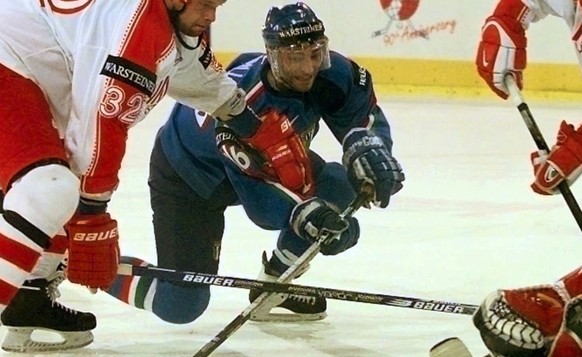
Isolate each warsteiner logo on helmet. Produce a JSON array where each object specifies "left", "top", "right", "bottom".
[{"left": 278, "top": 23, "right": 324, "bottom": 39}]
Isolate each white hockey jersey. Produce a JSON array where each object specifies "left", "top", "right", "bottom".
[
  {"left": 0, "top": 0, "right": 237, "bottom": 196},
  {"left": 524, "top": 0, "right": 582, "bottom": 61}
]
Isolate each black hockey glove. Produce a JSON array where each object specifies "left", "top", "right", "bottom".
[
  {"left": 290, "top": 198, "right": 360, "bottom": 256},
  {"left": 342, "top": 129, "right": 404, "bottom": 208}
]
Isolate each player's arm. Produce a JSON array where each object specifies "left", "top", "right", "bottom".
[
  {"left": 171, "top": 41, "right": 313, "bottom": 197},
  {"left": 215, "top": 111, "right": 314, "bottom": 198},
  {"left": 320, "top": 55, "right": 404, "bottom": 208},
  {"left": 65, "top": 15, "right": 165, "bottom": 290}
]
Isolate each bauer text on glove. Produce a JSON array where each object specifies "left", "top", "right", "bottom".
[{"left": 66, "top": 198, "right": 120, "bottom": 290}]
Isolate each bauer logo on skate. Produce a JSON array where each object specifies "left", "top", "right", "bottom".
[{"left": 372, "top": 0, "right": 457, "bottom": 46}]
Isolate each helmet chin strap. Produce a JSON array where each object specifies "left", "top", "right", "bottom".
[{"left": 167, "top": 0, "right": 202, "bottom": 50}]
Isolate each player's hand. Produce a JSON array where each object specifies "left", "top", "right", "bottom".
[
  {"left": 244, "top": 110, "right": 314, "bottom": 197},
  {"left": 290, "top": 198, "right": 360, "bottom": 256},
  {"left": 342, "top": 129, "right": 404, "bottom": 208},
  {"left": 66, "top": 203, "right": 119, "bottom": 291},
  {"left": 531, "top": 121, "right": 582, "bottom": 195},
  {"left": 476, "top": 0, "right": 528, "bottom": 99}
]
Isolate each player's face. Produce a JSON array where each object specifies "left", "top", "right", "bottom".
[
  {"left": 277, "top": 43, "right": 325, "bottom": 92},
  {"left": 176, "top": 0, "right": 225, "bottom": 37}
]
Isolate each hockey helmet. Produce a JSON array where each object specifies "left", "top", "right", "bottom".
[
  {"left": 262, "top": 2, "right": 331, "bottom": 87},
  {"left": 263, "top": 2, "right": 326, "bottom": 47}
]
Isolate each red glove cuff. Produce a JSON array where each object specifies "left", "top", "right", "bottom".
[
  {"left": 246, "top": 111, "right": 314, "bottom": 196},
  {"left": 531, "top": 121, "right": 582, "bottom": 195},
  {"left": 67, "top": 213, "right": 120, "bottom": 290}
]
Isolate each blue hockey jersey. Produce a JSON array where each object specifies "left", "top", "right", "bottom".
[{"left": 158, "top": 51, "right": 393, "bottom": 199}]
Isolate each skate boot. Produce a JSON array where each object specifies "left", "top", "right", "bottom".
[
  {"left": 249, "top": 252, "right": 326, "bottom": 322},
  {"left": 473, "top": 285, "right": 567, "bottom": 357},
  {"left": 1, "top": 270, "right": 96, "bottom": 352}
]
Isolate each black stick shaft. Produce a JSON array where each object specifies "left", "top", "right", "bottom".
[
  {"left": 119, "top": 264, "right": 478, "bottom": 316},
  {"left": 191, "top": 191, "right": 369, "bottom": 357},
  {"left": 505, "top": 76, "right": 582, "bottom": 232}
]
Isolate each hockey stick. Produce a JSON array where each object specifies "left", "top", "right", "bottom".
[
  {"left": 505, "top": 75, "right": 582, "bottom": 232},
  {"left": 192, "top": 191, "right": 370, "bottom": 357},
  {"left": 117, "top": 264, "right": 478, "bottom": 316}
]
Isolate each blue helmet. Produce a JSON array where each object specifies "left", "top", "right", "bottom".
[{"left": 262, "top": 2, "right": 326, "bottom": 48}]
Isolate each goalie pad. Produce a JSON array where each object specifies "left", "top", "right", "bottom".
[
  {"left": 548, "top": 297, "right": 582, "bottom": 357},
  {"left": 473, "top": 290, "right": 549, "bottom": 357}
]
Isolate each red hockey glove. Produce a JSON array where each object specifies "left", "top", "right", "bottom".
[
  {"left": 244, "top": 110, "right": 314, "bottom": 197},
  {"left": 476, "top": 0, "right": 529, "bottom": 99},
  {"left": 66, "top": 212, "right": 120, "bottom": 290},
  {"left": 531, "top": 121, "right": 582, "bottom": 195}
]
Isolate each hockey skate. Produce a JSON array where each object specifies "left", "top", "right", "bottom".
[
  {"left": 1, "top": 270, "right": 96, "bottom": 353},
  {"left": 249, "top": 252, "right": 326, "bottom": 322}
]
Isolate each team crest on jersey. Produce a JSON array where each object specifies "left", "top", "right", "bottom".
[
  {"left": 38, "top": 0, "right": 94, "bottom": 14},
  {"left": 101, "top": 55, "right": 157, "bottom": 96}
]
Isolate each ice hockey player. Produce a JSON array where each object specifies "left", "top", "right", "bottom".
[
  {"left": 474, "top": 0, "right": 582, "bottom": 355},
  {"left": 106, "top": 2, "right": 404, "bottom": 324},
  {"left": 0, "top": 0, "right": 261, "bottom": 352}
]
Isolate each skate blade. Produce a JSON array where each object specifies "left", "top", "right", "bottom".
[
  {"left": 1, "top": 327, "right": 93, "bottom": 353},
  {"left": 250, "top": 311, "right": 327, "bottom": 322},
  {"left": 430, "top": 337, "right": 473, "bottom": 357}
]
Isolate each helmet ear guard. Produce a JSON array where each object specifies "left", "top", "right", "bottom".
[{"left": 262, "top": 2, "right": 331, "bottom": 80}]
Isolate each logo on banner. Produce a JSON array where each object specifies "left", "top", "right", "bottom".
[
  {"left": 372, "top": 0, "right": 457, "bottom": 46},
  {"left": 372, "top": 0, "right": 426, "bottom": 38}
]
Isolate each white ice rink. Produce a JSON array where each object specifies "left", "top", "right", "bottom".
[{"left": 4, "top": 95, "right": 582, "bottom": 357}]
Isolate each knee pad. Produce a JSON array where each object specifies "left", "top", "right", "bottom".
[
  {"left": 152, "top": 280, "right": 210, "bottom": 324},
  {"left": 3, "top": 164, "right": 79, "bottom": 237}
]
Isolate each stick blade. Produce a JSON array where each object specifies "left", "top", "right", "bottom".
[{"left": 430, "top": 337, "right": 473, "bottom": 357}]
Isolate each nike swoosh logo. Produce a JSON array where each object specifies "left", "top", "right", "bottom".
[
  {"left": 544, "top": 166, "right": 559, "bottom": 183},
  {"left": 195, "top": 110, "right": 209, "bottom": 127},
  {"left": 482, "top": 52, "right": 489, "bottom": 67}
]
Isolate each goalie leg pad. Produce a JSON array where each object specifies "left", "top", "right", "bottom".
[{"left": 548, "top": 297, "right": 582, "bottom": 357}]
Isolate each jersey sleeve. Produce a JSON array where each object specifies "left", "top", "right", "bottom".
[
  {"left": 318, "top": 52, "right": 394, "bottom": 152},
  {"left": 524, "top": 0, "right": 575, "bottom": 24},
  {"left": 66, "top": 0, "right": 175, "bottom": 198},
  {"left": 167, "top": 36, "right": 240, "bottom": 116}
]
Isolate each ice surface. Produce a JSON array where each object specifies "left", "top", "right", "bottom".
[{"left": 4, "top": 96, "right": 582, "bottom": 356}]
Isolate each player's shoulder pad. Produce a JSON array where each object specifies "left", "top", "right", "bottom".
[
  {"left": 226, "top": 52, "right": 265, "bottom": 72},
  {"left": 319, "top": 51, "right": 372, "bottom": 93}
]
